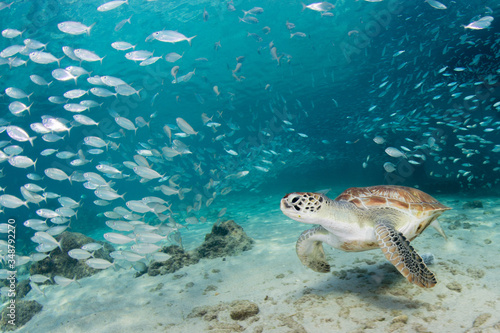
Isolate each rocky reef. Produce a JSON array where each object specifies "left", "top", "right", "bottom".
[
  {"left": 30, "top": 231, "right": 114, "bottom": 280},
  {"left": 0, "top": 300, "right": 43, "bottom": 331},
  {"left": 147, "top": 220, "right": 254, "bottom": 276}
]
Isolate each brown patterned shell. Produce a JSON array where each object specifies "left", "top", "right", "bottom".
[{"left": 335, "top": 185, "right": 451, "bottom": 217}]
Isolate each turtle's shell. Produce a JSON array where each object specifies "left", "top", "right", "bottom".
[{"left": 335, "top": 185, "right": 451, "bottom": 218}]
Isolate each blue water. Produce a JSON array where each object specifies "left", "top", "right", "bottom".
[{"left": 0, "top": 0, "right": 500, "bottom": 330}]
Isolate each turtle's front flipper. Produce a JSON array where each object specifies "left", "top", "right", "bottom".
[
  {"left": 296, "top": 226, "right": 330, "bottom": 273},
  {"left": 375, "top": 221, "right": 437, "bottom": 288}
]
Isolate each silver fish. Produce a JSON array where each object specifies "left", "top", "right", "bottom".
[
  {"left": 29, "top": 51, "right": 62, "bottom": 66},
  {"left": 74, "top": 48, "right": 104, "bottom": 63},
  {"left": 44, "top": 168, "right": 71, "bottom": 182},
  {"left": 85, "top": 258, "right": 113, "bottom": 269},
  {"left": 97, "top": 0, "right": 128, "bottom": 12},
  {"left": 0, "top": 194, "right": 28, "bottom": 208},
  {"left": 103, "top": 232, "right": 134, "bottom": 244},
  {"left": 111, "top": 41, "right": 135, "bottom": 51},
  {"left": 176, "top": 117, "right": 197, "bottom": 135},
  {"left": 385, "top": 147, "right": 407, "bottom": 158},
  {"left": 133, "top": 166, "right": 163, "bottom": 179},
  {"left": 6, "top": 125, "right": 36, "bottom": 146},
  {"left": 68, "top": 249, "right": 93, "bottom": 260},
  {"left": 94, "top": 188, "right": 125, "bottom": 201},
  {"left": 57, "top": 21, "right": 95, "bottom": 35},
  {"left": 151, "top": 30, "right": 196, "bottom": 46}
]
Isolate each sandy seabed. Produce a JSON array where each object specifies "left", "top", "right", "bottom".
[{"left": 12, "top": 190, "right": 500, "bottom": 333}]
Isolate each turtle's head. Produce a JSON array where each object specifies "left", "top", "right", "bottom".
[{"left": 280, "top": 192, "right": 326, "bottom": 223}]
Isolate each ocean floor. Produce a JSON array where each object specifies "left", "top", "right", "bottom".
[{"left": 12, "top": 190, "right": 500, "bottom": 333}]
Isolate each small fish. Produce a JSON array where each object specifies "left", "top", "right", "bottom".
[
  {"left": 393, "top": 50, "right": 405, "bottom": 57},
  {"left": 68, "top": 249, "right": 93, "bottom": 260},
  {"left": 73, "top": 114, "right": 99, "bottom": 126},
  {"left": 90, "top": 87, "right": 116, "bottom": 98},
  {"left": 6, "top": 126, "right": 36, "bottom": 146},
  {"left": 82, "top": 243, "right": 103, "bottom": 251},
  {"left": 239, "top": 16, "right": 259, "bottom": 24},
  {"left": 30, "top": 274, "right": 51, "bottom": 283},
  {"left": 0, "top": 2, "right": 14, "bottom": 11},
  {"left": 165, "top": 52, "right": 183, "bottom": 63},
  {"left": 30, "top": 74, "right": 52, "bottom": 87},
  {"left": 2, "top": 29, "right": 26, "bottom": 38},
  {"left": 176, "top": 117, "right": 198, "bottom": 135},
  {"left": 290, "top": 32, "right": 307, "bottom": 38},
  {"left": 242, "top": 7, "right": 264, "bottom": 16},
  {"left": 173, "top": 69, "right": 196, "bottom": 83},
  {"left": 34, "top": 231, "right": 63, "bottom": 251},
  {"left": 58, "top": 21, "right": 95, "bottom": 35},
  {"left": 9, "top": 101, "right": 33, "bottom": 116},
  {"left": 104, "top": 233, "right": 134, "bottom": 244},
  {"left": 52, "top": 68, "right": 77, "bottom": 83},
  {"left": 74, "top": 48, "right": 105, "bottom": 63},
  {"left": 125, "top": 50, "right": 153, "bottom": 61},
  {"left": 115, "top": 116, "right": 137, "bottom": 133},
  {"left": 152, "top": 30, "right": 196, "bottom": 46},
  {"left": 130, "top": 243, "right": 160, "bottom": 254},
  {"left": 385, "top": 147, "right": 407, "bottom": 158},
  {"left": 302, "top": 2, "right": 335, "bottom": 12},
  {"left": 203, "top": 7, "right": 209, "bottom": 21},
  {"left": 97, "top": 0, "right": 128, "bottom": 12},
  {"left": 0, "top": 194, "right": 29, "bottom": 208},
  {"left": 140, "top": 56, "right": 162, "bottom": 66},
  {"left": 94, "top": 188, "right": 125, "bottom": 201},
  {"left": 225, "top": 149, "right": 238, "bottom": 156},
  {"left": 85, "top": 258, "right": 114, "bottom": 269},
  {"left": 8, "top": 156, "right": 37, "bottom": 169},
  {"left": 171, "top": 66, "right": 179, "bottom": 83},
  {"left": 54, "top": 275, "right": 80, "bottom": 287},
  {"left": 464, "top": 16, "right": 493, "bottom": 30},
  {"left": 115, "top": 15, "right": 132, "bottom": 31},
  {"left": 133, "top": 166, "right": 163, "bottom": 179},
  {"left": 425, "top": 0, "right": 447, "bottom": 10},
  {"left": 383, "top": 162, "right": 396, "bottom": 173},
  {"left": 111, "top": 41, "right": 135, "bottom": 51},
  {"left": 44, "top": 168, "right": 72, "bottom": 183},
  {"left": 5, "top": 87, "right": 32, "bottom": 100}
]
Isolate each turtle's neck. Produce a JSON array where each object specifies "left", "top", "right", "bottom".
[{"left": 322, "top": 198, "right": 361, "bottom": 226}]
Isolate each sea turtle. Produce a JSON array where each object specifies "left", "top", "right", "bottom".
[{"left": 280, "top": 185, "right": 451, "bottom": 288}]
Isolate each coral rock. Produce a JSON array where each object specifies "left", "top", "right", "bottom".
[{"left": 30, "top": 231, "right": 114, "bottom": 280}]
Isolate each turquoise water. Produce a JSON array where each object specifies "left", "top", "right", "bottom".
[{"left": 0, "top": 0, "right": 499, "bottom": 331}]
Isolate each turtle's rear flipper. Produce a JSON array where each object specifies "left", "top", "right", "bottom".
[
  {"left": 375, "top": 221, "right": 437, "bottom": 288},
  {"left": 296, "top": 226, "right": 330, "bottom": 273}
]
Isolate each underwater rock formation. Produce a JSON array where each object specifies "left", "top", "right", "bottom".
[
  {"left": 229, "top": 300, "right": 260, "bottom": 321},
  {"left": 15, "top": 280, "right": 31, "bottom": 300},
  {"left": 188, "top": 299, "right": 260, "bottom": 322},
  {"left": 148, "top": 220, "right": 254, "bottom": 276},
  {"left": 30, "top": 231, "right": 114, "bottom": 280},
  {"left": 0, "top": 300, "right": 42, "bottom": 331},
  {"left": 147, "top": 245, "right": 200, "bottom": 276},
  {"left": 196, "top": 220, "right": 254, "bottom": 259},
  {"left": 0, "top": 278, "right": 31, "bottom": 301}
]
